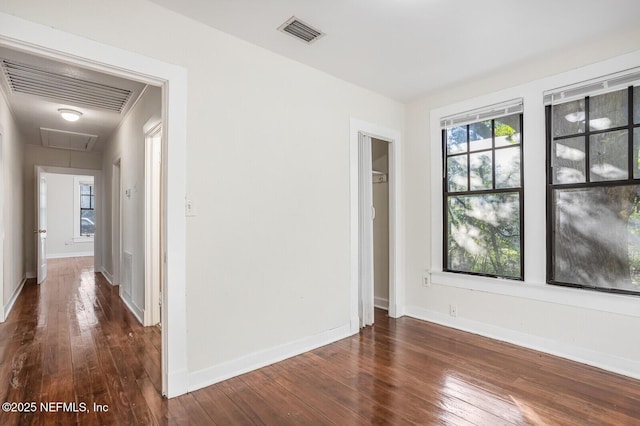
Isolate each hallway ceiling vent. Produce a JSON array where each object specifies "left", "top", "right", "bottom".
[
  {"left": 278, "top": 17, "right": 325, "bottom": 44},
  {"left": 1, "top": 59, "right": 132, "bottom": 113}
]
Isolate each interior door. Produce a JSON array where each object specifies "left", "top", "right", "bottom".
[
  {"left": 36, "top": 174, "right": 48, "bottom": 284},
  {"left": 358, "top": 133, "right": 375, "bottom": 327}
]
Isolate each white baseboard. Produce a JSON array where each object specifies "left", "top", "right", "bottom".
[
  {"left": 404, "top": 305, "right": 640, "bottom": 381},
  {"left": 188, "top": 323, "right": 354, "bottom": 392},
  {"left": 120, "top": 292, "right": 144, "bottom": 325},
  {"left": 374, "top": 296, "right": 389, "bottom": 310},
  {"left": 46, "top": 251, "right": 93, "bottom": 259},
  {"left": 167, "top": 369, "right": 189, "bottom": 399},
  {"left": 350, "top": 315, "right": 360, "bottom": 334},
  {"left": 99, "top": 268, "right": 114, "bottom": 285},
  {"left": 4, "top": 276, "right": 27, "bottom": 321},
  {"left": 26, "top": 271, "right": 36, "bottom": 279}
]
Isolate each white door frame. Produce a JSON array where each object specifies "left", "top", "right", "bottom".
[
  {"left": 350, "top": 118, "right": 404, "bottom": 333},
  {"left": 111, "top": 159, "right": 122, "bottom": 286},
  {"left": 35, "top": 171, "right": 48, "bottom": 284},
  {"left": 0, "top": 13, "right": 188, "bottom": 398},
  {"left": 144, "top": 121, "right": 162, "bottom": 326},
  {"left": 35, "top": 166, "right": 102, "bottom": 277}
]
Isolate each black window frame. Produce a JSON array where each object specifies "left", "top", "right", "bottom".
[
  {"left": 442, "top": 113, "right": 525, "bottom": 280},
  {"left": 546, "top": 85, "right": 640, "bottom": 296},
  {"left": 79, "top": 182, "right": 95, "bottom": 237}
]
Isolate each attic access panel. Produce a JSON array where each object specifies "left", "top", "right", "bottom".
[{"left": 40, "top": 127, "right": 98, "bottom": 152}]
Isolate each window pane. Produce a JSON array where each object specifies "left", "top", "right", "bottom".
[
  {"left": 446, "top": 126, "right": 467, "bottom": 154},
  {"left": 447, "top": 193, "right": 521, "bottom": 278},
  {"left": 635, "top": 128, "right": 640, "bottom": 179},
  {"left": 635, "top": 86, "right": 640, "bottom": 125},
  {"left": 495, "top": 146, "right": 521, "bottom": 189},
  {"left": 552, "top": 186, "right": 640, "bottom": 293},
  {"left": 553, "top": 99, "right": 585, "bottom": 137},
  {"left": 447, "top": 155, "right": 468, "bottom": 192},
  {"left": 469, "top": 120, "right": 492, "bottom": 151},
  {"left": 553, "top": 136, "right": 586, "bottom": 184},
  {"left": 469, "top": 152, "right": 492, "bottom": 190},
  {"left": 589, "top": 89, "right": 628, "bottom": 131},
  {"left": 81, "top": 195, "right": 92, "bottom": 209},
  {"left": 494, "top": 114, "right": 521, "bottom": 148},
  {"left": 81, "top": 209, "right": 95, "bottom": 236},
  {"left": 589, "top": 130, "right": 628, "bottom": 182},
  {"left": 80, "top": 184, "right": 93, "bottom": 196}
]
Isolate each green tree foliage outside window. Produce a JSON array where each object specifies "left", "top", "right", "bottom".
[
  {"left": 444, "top": 114, "right": 523, "bottom": 279},
  {"left": 548, "top": 86, "right": 640, "bottom": 295}
]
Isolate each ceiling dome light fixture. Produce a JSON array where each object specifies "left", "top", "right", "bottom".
[{"left": 58, "top": 108, "right": 82, "bottom": 122}]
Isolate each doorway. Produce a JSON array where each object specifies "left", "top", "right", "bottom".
[
  {"left": 35, "top": 167, "right": 101, "bottom": 284},
  {"left": 112, "top": 159, "right": 122, "bottom": 286},
  {"left": 145, "top": 123, "right": 162, "bottom": 327},
  {"left": 372, "top": 139, "right": 390, "bottom": 312},
  {"left": 0, "top": 14, "right": 188, "bottom": 397},
  {"left": 350, "top": 118, "right": 403, "bottom": 331}
]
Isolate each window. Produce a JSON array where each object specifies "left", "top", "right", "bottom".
[
  {"left": 443, "top": 112, "right": 524, "bottom": 279},
  {"left": 73, "top": 176, "right": 95, "bottom": 241},
  {"left": 547, "top": 85, "right": 640, "bottom": 295},
  {"left": 80, "top": 182, "right": 95, "bottom": 237}
]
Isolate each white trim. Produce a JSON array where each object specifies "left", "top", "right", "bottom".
[
  {"left": 144, "top": 122, "right": 162, "bottom": 327},
  {"left": 111, "top": 158, "right": 122, "bottom": 286},
  {"left": 4, "top": 276, "right": 26, "bottom": 321},
  {"left": 0, "top": 12, "right": 188, "bottom": 398},
  {"left": 374, "top": 296, "right": 389, "bottom": 310},
  {"left": 120, "top": 292, "right": 144, "bottom": 324},
  {"left": 188, "top": 323, "right": 352, "bottom": 392},
  {"left": 350, "top": 118, "right": 404, "bottom": 327},
  {"left": 46, "top": 251, "right": 93, "bottom": 259},
  {"left": 100, "top": 268, "right": 114, "bottom": 286},
  {"left": 405, "top": 305, "right": 640, "bottom": 381},
  {"left": 26, "top": 271, "right": 36, "bottom": 279},
  {"left": 36, "top": 166, "right": 101, "bottom": 275},
  {"left": 430, "top": 273, "right": 640, "bottom": 318},
  {"left": 72, "top": 236, "right": 94, "bottom": 243}
]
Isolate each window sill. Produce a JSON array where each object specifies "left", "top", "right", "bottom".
[
  {"left": 73, "top": 236, "right": 94, "bottom": 243},
  {"left": 430, "top": 271, "right": 640, "bottom": 318}
]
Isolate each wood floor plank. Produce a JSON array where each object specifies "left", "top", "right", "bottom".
[{"left": 0, "top": 257, "right": 639, "bottom": 424}]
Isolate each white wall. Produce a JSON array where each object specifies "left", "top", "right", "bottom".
[
  {"left": 23, "top": 145, "right": 102, "bottom": 275},
  {"left": 0, "top": 84, "right": 25, "bottom": 319},
  {"left": 102, "top": 85, "right": 161, "bottom": 323},
  {"left": 405, "top": 41, "right": 640, "bottom": 379},
  {"left": 0, "top": 0, "right": 404, "bottom": 386},
  {"left": 44, "top": 173, "right": 94, "bottom": 258}
]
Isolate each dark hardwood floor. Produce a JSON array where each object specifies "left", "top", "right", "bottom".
[{"left": 0, "top": 257, "right": 639, "bottom": 425}]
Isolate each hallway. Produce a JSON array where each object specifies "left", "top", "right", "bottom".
[{"left": 0, "top": 257, "right": 162, "bottom": 424}]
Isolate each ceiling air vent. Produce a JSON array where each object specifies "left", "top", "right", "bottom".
[
  {"left": 278, "top": 16, "right": 325, "bottom": 44},
  {"left": 1, "top": 59, "right": 132, "bottom": 112}
]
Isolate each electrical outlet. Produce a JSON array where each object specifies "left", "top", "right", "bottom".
[
  {"left": 423, "top": 270, "right": 431, "bottom": 287},
  {"left": 449, "top": 304, "right": 458, "bottom": 317}
]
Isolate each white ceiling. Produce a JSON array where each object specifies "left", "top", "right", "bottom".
[
  {"left": 0, "top": 47, "right": 147, "bottom": 151},
  {"left": 150, "top": 0, "right": 640, "bottom": 101}
]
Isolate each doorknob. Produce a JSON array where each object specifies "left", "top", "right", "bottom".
[{"left": 34, "top": 229, "right": 47, "bottom": 233}]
